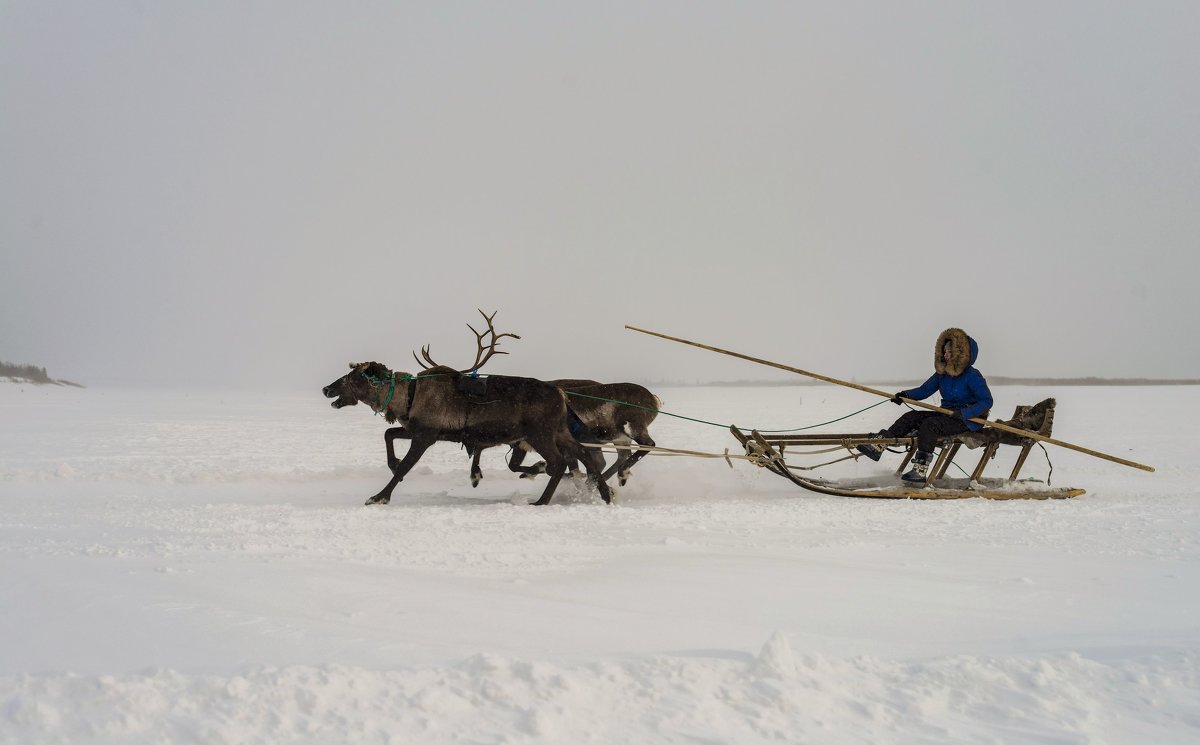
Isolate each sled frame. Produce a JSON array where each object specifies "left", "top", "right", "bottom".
[{"left": 730, "top": 399, "right": 1082, "bottom": 500}]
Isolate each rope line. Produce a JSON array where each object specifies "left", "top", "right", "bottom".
[
  {"left": 1038, "top": 441, "right": 1054, "bottom": 485},
  {"left": 580, "top": 442, "right": 751, "bottom": 461},
  {"left": 565, "top": 390, "right": 890, "bottom": 433},
  {"left": 364, "top": 372, "right": 889, "bottom": 435}
]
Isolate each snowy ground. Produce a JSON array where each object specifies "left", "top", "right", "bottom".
[{"left": 1, "top": 382, "right": 1197, "bottom": 744}]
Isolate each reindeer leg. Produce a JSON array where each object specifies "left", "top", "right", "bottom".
[
  {"left": 601, "top": 435, "right": 633, "bottom": 483},
  {"left": 383, "top": 426, "right": 410, "bottom": 474},
  {"left": 565, "top": 453, "right": 584, "bottom": 478},
  {"left": 530, "top": 454, "right": 566, "bottom": 506},
  {"left": 580, "top": 444, "right": 613, "bottom": 504},
  {"left": 523, "top": 434, "right": 568, "bottom": 506},
  {"left": 561, "top": 436, "right": 612, "bottom": 504},
  {"left": 469, "top": 446, "right": 483, "bottom": 488},
  {"left": 616, "top": 431, "right": 655, "bottom": 486},
  {"left": 508, "top": 443, "right": 546, "bottom": 479},
  {"left": 367, "top": 436, "right": 433, "bottom": 505}
]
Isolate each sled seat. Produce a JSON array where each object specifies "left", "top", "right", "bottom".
[{"left": 907, "top": 398, "right": 1057, "bottom": 483}]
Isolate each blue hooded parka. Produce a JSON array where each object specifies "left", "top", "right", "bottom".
[{"left": 899, "top": 328, "right": 993, "bottom": 431}]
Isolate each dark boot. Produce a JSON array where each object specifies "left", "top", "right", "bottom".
[
  {"left": 855, "top": 431, "right": 888, "bottom": 462},
  {"left": 901, "top": 450, "right": 933, "bottom": 483}
]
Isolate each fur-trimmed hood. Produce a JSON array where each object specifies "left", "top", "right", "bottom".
[
  {"left": 900, "top": 328, "right": 992, "bottom": 431},
  {"left": 934, "top": 328, "right": 978, "bottom": 377}
]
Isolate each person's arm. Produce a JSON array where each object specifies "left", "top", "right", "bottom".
[
  {"left": 900, "top": 374, "right": 940, "bottom": 402},
  {"left": 959, "top": 370, "right": 994, "bottom": 422}
]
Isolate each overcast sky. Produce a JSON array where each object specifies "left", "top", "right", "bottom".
[{"left": 3, "top": 1, "right": 1198, "bottom": 388}]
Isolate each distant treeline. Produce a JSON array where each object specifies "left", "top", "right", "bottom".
[
  {"left": 647, "top": 377, "right": 1200, "bottom": 388},
  {"left": 979, "top": 376, "right": 1200, "bottom": 387},
  {"left": 0, "top": 361, "right": 84, "bottom": 387}
]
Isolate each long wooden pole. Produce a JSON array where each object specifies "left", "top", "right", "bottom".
[{"left": 625, "top": 325, "right": 1155, "bottom": 473}]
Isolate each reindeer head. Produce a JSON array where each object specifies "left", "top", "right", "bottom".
[{"left": 322, "top": 362, "right": 398, "bottom": 411}]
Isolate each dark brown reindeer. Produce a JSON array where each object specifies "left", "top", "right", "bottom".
[
  {"left": 466, "top": 379, "right": 660, "bottom": 488},
  {"left": 322, "top": 311, "right": 611, "bottom": 506},
  {"left": 558, "top": 381, "right": 660, "bottom": 485}
]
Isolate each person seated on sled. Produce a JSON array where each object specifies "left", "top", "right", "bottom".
[{"left": 857, "top": 327, "right": 993, "bottom": 483}]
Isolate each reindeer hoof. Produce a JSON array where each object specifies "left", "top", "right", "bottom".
[{"left": 365, "top": 495, "right": 391, "bottom": 505}]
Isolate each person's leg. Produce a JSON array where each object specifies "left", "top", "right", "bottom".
[
  {"left": 885, "top": 410, "right": 940, "bottom": 437},
  {"left": 916, "top": 414, "right": 968, "bottom": 453},
  {"left": 901, "top": 414, "right": 970, "bottom": 483},
  {"left": 858, "top": 411, "right": 939, "bottom": 462}
]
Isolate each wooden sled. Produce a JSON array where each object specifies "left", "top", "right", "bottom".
[{"left": 731, "top": 398, "right": 1085, "bottom": 500}]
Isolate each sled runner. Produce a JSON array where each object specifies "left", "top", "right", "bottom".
[{"left": 729, "top": 398, "right": 1085, "bottom": 500}]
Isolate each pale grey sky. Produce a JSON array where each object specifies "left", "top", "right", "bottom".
[{"left": 3, "top": 1, "right": 1198, "bottom": 388}]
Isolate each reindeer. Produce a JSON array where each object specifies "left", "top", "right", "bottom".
[
  {"left": 557, "top": 381, "right": 660, "bottom": 485},
  {"left": 465, "top": 379, "right": 660, "bottom": 488},
  {"left": 322, "top": 311, "right": 611, "bottom": 506}
]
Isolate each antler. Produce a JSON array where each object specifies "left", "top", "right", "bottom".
[
  {"left": 411, "top": 310, "right": 521, "bottom": 373},
  {"left": 464, "top": 309, "right": 521, "bottom": 372},
  {"left": 412, "top": 345, "right": 439, "bottom": 371}
]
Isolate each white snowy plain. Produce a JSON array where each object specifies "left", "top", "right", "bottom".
[{"left": 1, "top": 382, "right": 1197, "bottom": 744}]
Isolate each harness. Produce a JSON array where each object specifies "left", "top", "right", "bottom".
[
  {"left": 404, "top": 376, "right": 418, "bottom": 419},
  {"left": 358, "top": 368, "right": 433, "bottom": 420}
]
